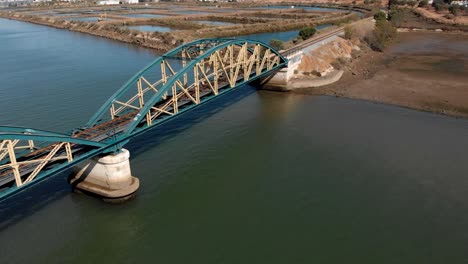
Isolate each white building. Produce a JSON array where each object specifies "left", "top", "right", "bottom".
[
  {"left": 97, "top": 0, "right": 138, "bottom": 4},
  {"left": 97, "top": 0, "right": 119, "bottom": 5},
  {"left": 451, "top": 0, "right": 467, "bottom": 6}
]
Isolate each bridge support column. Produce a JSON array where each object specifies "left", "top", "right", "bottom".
[{"left": 70, "top": 148, "right": 139, "bottom": 201}]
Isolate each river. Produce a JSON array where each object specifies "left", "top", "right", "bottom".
[{"left": 1, "top": 18, "right": 468, "bottom": 263}]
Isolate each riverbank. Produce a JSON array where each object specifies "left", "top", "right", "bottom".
[{"left": 292, "top": 31, "right": 468, "bottom": 118}]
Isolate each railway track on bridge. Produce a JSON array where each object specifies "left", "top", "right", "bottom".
[{"left": 282, "top": 27, "right": 345, "bottom": 57}]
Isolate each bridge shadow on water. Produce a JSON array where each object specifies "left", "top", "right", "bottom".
[
  {"left": 0, "top": 84, "right": 257, "bottom": 231},
  {"left": 126, "top": 84, "right": 257, "bottom": 156}
]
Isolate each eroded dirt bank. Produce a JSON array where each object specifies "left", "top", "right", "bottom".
[{"left": 292, "top": 32, "right": 468, "bottom": 118}]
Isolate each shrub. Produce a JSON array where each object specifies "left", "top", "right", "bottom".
[
  {"left": 374, "top": 11, "right": 387, "bottom": 21},
  {"left": 388, "top": 8, "right": 405, "bottom": 27},
  {"left": 298, "top": 27, "right": 317, "bottom": 40},
  {"left": 433, "top": 2, "right": 447, "bottom": 12},
  {"left": 449, "top": 5, "right": 461, "bottom": 16},
  {"left": 370, "top": 7, "right": 381, "bottom": 15},
  {"left": 418, "top": 0, "right": 428, "bottom": 7},
  {"left": 120, "top": 27, "right": 130, "bottom": 34},
  {"left": 269, "top": 39, "right": 285, "bottom": 50},
  {"left": 445, "top": 13, "right": 455, "bottom": 19},
  {"left": 344, "top": 25, "right": 355, "bottom": 39},
  {"left": 311, "top": 70, "right": 321, "bottom": 77},
  {"left": 351, "top": 49, "right": 362, "bottom": 59},
  {"left": 331, "top": 57, "right": 348, "bottom": 70},
  {"left": 365, "top": 19, "right": 397, "bottom": 51}
]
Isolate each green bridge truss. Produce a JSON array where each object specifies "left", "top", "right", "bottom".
[{"left": 0, "top": 38, "right": 288, "bottom": 201}]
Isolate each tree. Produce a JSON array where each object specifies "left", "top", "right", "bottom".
[
  {"left": 298, "top": 27, "right": 317, "bottom": 40},
  {"left": 269, "top": 39, "right": 284, "bottom": 51}
]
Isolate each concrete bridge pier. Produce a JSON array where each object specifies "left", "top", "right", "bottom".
[{"left": 70, "top": 148, "right": 139, "bottom": 202}]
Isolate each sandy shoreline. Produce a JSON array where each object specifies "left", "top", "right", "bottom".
[{"left": 291, "top": 32, "right": 468, "bottom": 119}]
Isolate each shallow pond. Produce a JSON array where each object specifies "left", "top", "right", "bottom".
[
  {"left": 171, "top": 10, "right": 212, "bottom": 15},
  {"left": 66, "top": 17, "right": 106, "bottom": 22},
  {"left": 197, "top": 20, "right": 234, "bottom": 26},
  {"left": 254, "top": 5, "right": 348, "bottom": 12},
  {"left": 122, "top": 13, "right": 169, "bottom": 19},
  {"left": 126, "top": 25, "right": 172, "bottom": 32}
]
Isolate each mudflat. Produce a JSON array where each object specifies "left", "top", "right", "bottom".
[{"left": 295, "top": 32, "right": 468, "bottom": 118}]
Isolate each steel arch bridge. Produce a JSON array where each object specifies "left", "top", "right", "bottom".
[{"left": 0, "top": 38, "right": 287, "bottom": 201}]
